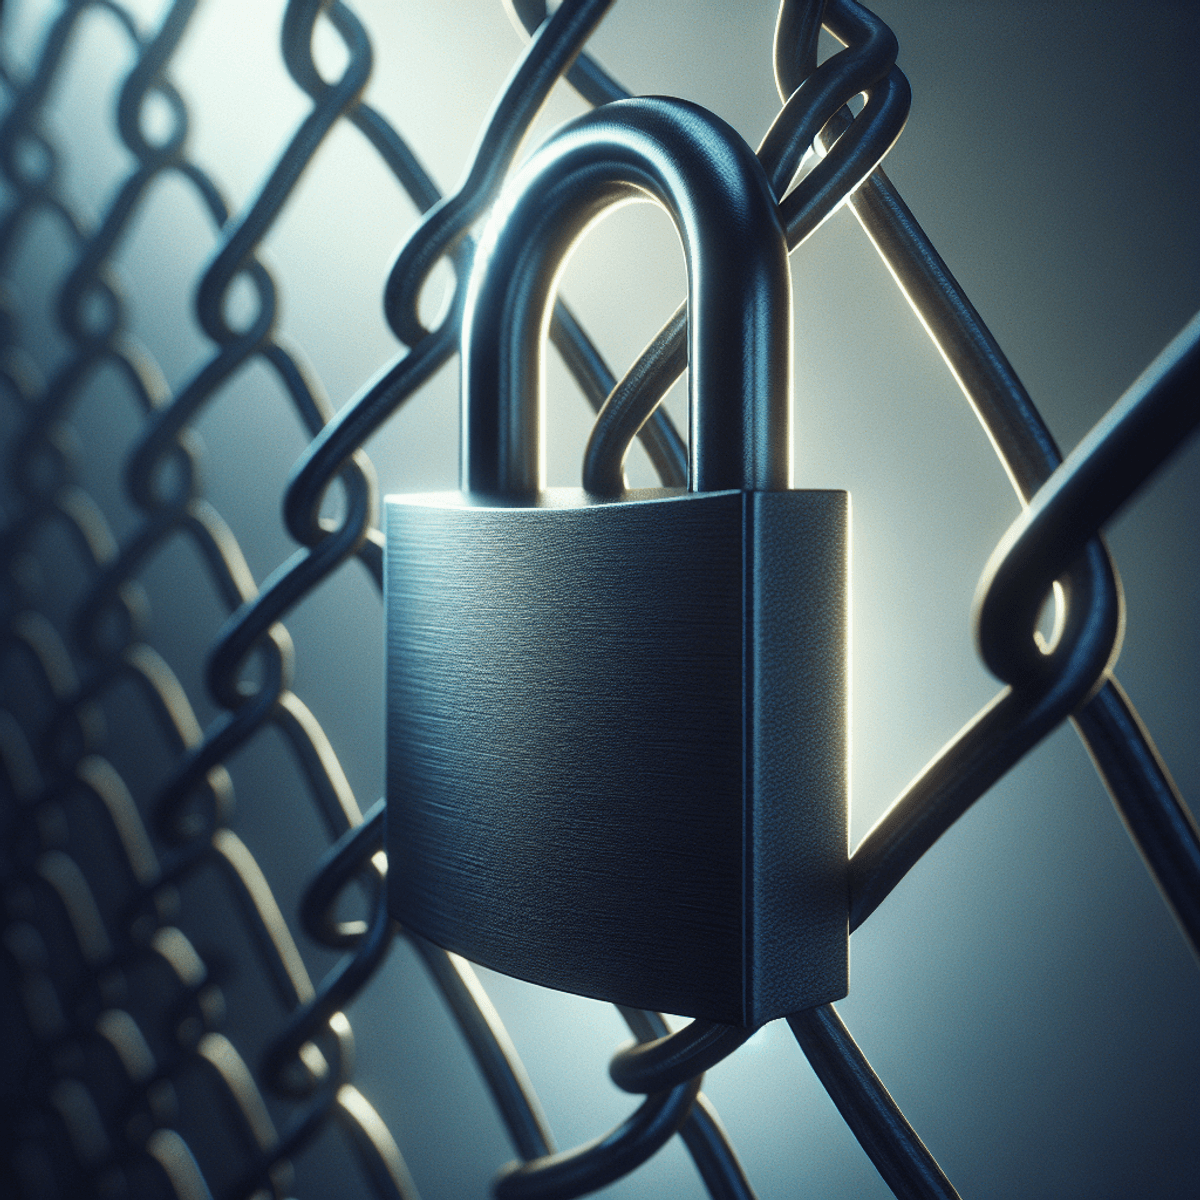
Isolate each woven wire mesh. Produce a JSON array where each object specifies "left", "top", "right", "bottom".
[{"left": 1, "top": 1, "right": 1198, "bottom": 1197}]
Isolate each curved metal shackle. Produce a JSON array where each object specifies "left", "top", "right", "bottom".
[{"left": 461, "top": 96, "right": 793, "bottom": 496}]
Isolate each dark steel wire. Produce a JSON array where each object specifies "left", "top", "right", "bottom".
[
  {"left": 493, "top": 1075, "right": 703, "bottom": 1200},
  {"left": 617, "top": 1008, "right": 758, "bottom": 1200},
  {"left": 975, "top": 312, "right": 1200, "bottom": 687},
  {"left": 833, "top": 140, "right": 1199, "bottom": 966},
  {"left": 383, "top": 0, "right": 617, "bottom": 348},
  {"left": 578, "top": 0, "right": 912, "bottom": 494},
  {"left": 789, "top": 1006, "right": 960, "bottom": 1200},
  {"left": 974, "top": 312, "right": 1200, "bottom": 952},
  {"left": 608, "top": 1018, "right": 755, "bottom": 1095}
]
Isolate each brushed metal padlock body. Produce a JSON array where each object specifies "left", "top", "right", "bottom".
[{"left": 386, "top": 486, "right": 848, "bottom": 1026}]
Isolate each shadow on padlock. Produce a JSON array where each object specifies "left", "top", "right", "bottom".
[{"left": 385, "top": 97, "right": 848, "bottom": 1029}]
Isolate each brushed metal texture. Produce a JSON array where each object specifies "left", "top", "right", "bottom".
[{"left": 386, "top": 487, "right": 847, "bottom": 1025}]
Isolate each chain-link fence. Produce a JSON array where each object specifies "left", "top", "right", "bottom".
[{"left": 1, "top": 1, "right": 1198, "bottom": 1197}]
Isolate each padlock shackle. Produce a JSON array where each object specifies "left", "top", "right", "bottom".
[{"left": 462, "top": 97, "right": 792, "bottom": 496}]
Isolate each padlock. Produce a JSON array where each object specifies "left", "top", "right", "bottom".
[{"left": 385, "top": 97, "right": 847, "bottom": 1027}]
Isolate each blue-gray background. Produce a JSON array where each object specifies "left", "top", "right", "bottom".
[{"left": 2, "top": 0, "right": 1197, "bottom": 1196}]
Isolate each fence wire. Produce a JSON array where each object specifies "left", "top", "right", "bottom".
[{"left": 0, "top": 1, "right": 1197, "bottom": 1198}]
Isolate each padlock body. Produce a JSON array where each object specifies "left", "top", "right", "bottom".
[{"left": 385, "top": 488, "right": 847, "bottom": 1026}]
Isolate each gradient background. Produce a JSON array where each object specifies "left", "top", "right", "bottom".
[{"left": 2, "top": 1, "right": 1198, "bottom": 1197}]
